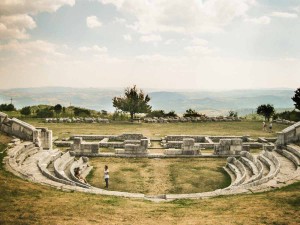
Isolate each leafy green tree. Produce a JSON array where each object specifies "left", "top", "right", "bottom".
[
  {"left": 20, "top": 106, "right": 31, "bottom": 116},
  {"left": 292, "top": 88, "right": 300, "bottom": 110},
  {"left": 36, "top": 108, "right": 54, "bottom": 118},
  {"left": 257, "top": 104, "right": 275, "bottom": 121},
  {"left": 113, "top": 85, "right": 151, "bottom": 121},
  {"left": 54, "top": 104, "right": 62, "bottom": 116},
  {"left": 0, "top": 103, "right": 16, "bottom": 111},
  {"left": 146, "top": 110, "right": 165, "bottom": 118},
  {"left": 228, "top": 110, "right": 238, "bottom": 118},
  {"left": 165, "top": 110, "right": 177, "bottom": 117},
  {"left": 73, "top": 107, "right": 91, "bottom": 117},
  {"left": 183, "top": 108, "right": 200, "bottom": 117}
]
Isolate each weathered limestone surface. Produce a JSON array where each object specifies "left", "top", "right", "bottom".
[
  {"left": 0, "top": 112, "right": 52, "bottom": 149},
  {"left": 276, "top": 121, "right": 300, "bottom": 146},
  {"left": 2, "top": 115, "right": 300, "bottom": 201}
]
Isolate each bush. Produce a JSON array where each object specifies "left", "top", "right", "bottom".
[
  {"left": 20, "top": 106, "right": 31, "bottom": 116},
  {"left": 36, "top": 108, "right": 54, "bottom": 118},
  {"left": 275, "top": 110, "right": 300, "bottom": 122},
  {"left": 183, "top": 108, "right": 201, "bottom": 117},
  {"left": 112, "top": 111, "right": 130, "bottom": 121},
  {"left": 73, "top": 107, "right": 91, "bottom": 117},
  {"left": 0, "top": 103, "right": 16, "bottom": 111}
]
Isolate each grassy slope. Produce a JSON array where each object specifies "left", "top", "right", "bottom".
[{"left": 0, "top": 121, "right": 300, "bottom": 224}]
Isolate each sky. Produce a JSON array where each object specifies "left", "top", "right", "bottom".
[{"left": 0, "top": 0, "right": 299, "bottom": 90}]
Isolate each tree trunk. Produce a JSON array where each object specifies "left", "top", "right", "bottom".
[{"left": 130, "top": 112, "right": 134, "bottom": 122}]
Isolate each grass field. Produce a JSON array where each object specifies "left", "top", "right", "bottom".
[
  {"left": 87, "top": 158, "right": 230, "bottom": 194},
  {"left": 1, "top": 120, "right": 300, "bottom": 225},
  {"left": 23, "top": 119, "right": 287, "bottom": 139}
]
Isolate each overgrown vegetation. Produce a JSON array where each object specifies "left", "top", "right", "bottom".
[{"left": 274, "top": 110, "right": 300, "bottom": 122}]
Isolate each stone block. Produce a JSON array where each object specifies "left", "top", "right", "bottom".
[
  {"left": 231, "top": 139, "right": 242, "bottom": 145},
  {"left": 230, "top": 145, "right": 242, "bottom": 152},
  {"left": 115, "top": 149, "right": 125, "bottom": 154},
  {"left": 91, "top": 144, "right": 99, "bottom": 154},
  {"left": 164, "top": 149, "right": 182, "bottom": 155}
]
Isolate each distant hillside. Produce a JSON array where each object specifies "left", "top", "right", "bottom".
[{"left": 0, "top": 87, "right": 295, "bottom": 116}]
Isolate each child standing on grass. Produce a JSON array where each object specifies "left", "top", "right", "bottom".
[
  {"left": 269, "top": 122, "right": 273, "bottom": 133},
  {"left": 263, "top": 121, "right": 266, "bottom": 131},
  {"left": 104, "top": 165, "right": 109, "bottom": 188}
]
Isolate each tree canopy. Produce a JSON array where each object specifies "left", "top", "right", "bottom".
[
  {"left": 20, "top": 106, "right": 31, "bottom": 116},
  {"left": 0, "top": 103, "right": 16, "bottom": 111},
  {"left": 291, "top": 88, "right": 300, "bottom": 110},
  {"left": 183, "top": 108, "right": 201, "bottom": 117},
  {"left": 112, "top": 85, "right": 151, "bottom": 121},
  {"left": 54, "top": 104, "right": 62, "bottom": 115},
  {"left": 257, "top": 104, "right": 275, "bottom": 121}
]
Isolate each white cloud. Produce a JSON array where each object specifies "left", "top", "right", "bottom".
[
  {"left": 244, "top": 16, "right": 271, "bottom": 25},
  {"left": 123, "top": 34, "right": 132, "bottom": 41},
  {"left": 114, "top": 17, "right": 126, "bottom": 24},
  {"left": 0, "top": 0, "right": 75, "bottom": 15},
  {"left": 86, "top": 16, "right": 102, "bottom": 28},
  {"left": 184, "top": 38, "right": 217, "bottom": 55},
  {"left": 164, "top": 39, "right": 175, "bottom": 45},
  {"left": 0, "top": 14, "right": 36, "bottom": 40},
  {"left": 0, "top": 1, "right": 75, "bottom": 39},
  {"left": 191, "top": 38, "right": 209, "bottom": 46},
  {"left": 100, "top": 0, "right": 256, "bottom": 34},
  {"left": 79, "top": 45, "right": 107, "bottom": 53},
  {"left": 271, "top": 12, "right": 298, "bottom": 19},
  {"left": 0, "top": 40, "right": 65, "bottom": 57},
  {"left": 140, "top": 34, "right": 162, "bottom": 42}
]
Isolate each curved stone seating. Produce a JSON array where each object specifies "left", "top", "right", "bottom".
[
  {"left": 239, "top": 151, "right": 263, "bottom": 184},
  {"left": 69, "top": 157, "right": 92, "bottom": 188},
  {"left": 226, "top": 157, "right": 247, "bottom": 186},
  {"left": 53, "top": 152, "right": 75, "bottom": 183},
  {"left": 9, "top": 142, "right": 35, "bottom": 160},
  {"left": 276, "top": 149, "right": 300, "bottom": 168},
  {"left": 16, "top": 146, "right": 40, "bottom": 165},
  {"left": 37, "top": 150, "right": 76, "bottom": 186},
  {"left": 286, "top": 144, "right": 300, "bottom": 159}
]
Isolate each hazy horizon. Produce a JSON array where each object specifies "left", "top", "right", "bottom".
[{"left": 0, "top": 0, "right": 300, "bottom": 90}]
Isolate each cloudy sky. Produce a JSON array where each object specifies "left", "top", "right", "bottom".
[{"left": 0, "top": 0, "right": 299, "bottom": 90}]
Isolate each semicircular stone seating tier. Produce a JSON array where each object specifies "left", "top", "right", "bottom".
[{"left": 2, "top": 114, "right": 300, "bottom": 201}]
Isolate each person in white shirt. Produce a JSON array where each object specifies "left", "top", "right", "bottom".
[{"left": 104, "top": 165, "right": 109, "bottom": 188}]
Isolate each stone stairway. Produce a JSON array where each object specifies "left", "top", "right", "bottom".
[{"left": 3, "top": 139, "right": 300, "bottom": 201}]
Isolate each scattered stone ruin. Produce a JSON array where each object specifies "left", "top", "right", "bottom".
[
  {"left": 276, "top": 121, "right": 300, "bottom": 147},
  {"left": 214, "top": 138, "right": 246, "bottom": 155},
  {"left": 70, "top": 133, "right": 150, "bottom": 156},
  {"left": 0, "top": 112, "right": 52, "bottom": 149},
  {"left": 45, "top": 117, "right": 109, "bottom": 123},
  {"left": 144, "top": 116, "right": 241, "bottom": 123},
  {"left": 2, "top": 110, "right": 300, "bottom": 201}
]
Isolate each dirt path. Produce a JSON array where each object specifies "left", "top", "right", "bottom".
[{"left": 140, "top": 159, "right": 172, "bottom": 195}]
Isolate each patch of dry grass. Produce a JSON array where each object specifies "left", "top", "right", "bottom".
[{"left": 87, "top": 158, "right": 230, "bottom": 195}]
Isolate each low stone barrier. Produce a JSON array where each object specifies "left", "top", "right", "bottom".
[{"left": 276, "top": 121, "right": 300, "bottom": 146}]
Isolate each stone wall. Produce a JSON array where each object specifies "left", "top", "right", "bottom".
[
  {"left": 71, "top": 137, "right": 99, "bottom": 154},
  {"left": 276, "top": 121, "right": 300, "bottom": 146},
  {"left": 0, "top": 112, "right": 52, "bottom": 149},
  {"left": 214, "top": 138, "right": 244, "bottom": 155}
]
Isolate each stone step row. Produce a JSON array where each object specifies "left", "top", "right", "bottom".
[{"left": 4, "top": 139, "right": 300, "bottom": 201}]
